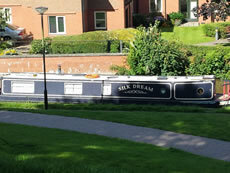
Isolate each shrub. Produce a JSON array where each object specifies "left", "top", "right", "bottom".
[
  {"left": 148, "top": 12, "right": 166, "bottom": 27},
  {"left": 109, "top": 40, "right": 120, "bottom": 53},
  {"left": 133, "top": 14, "right": 148, "bottom": 27},
  {"left": 51, "top": 31, "right": 119, "bottom": 54},
  {"left": 0, "top": 48, "right": 18, "bottom": 56},
  {"left": 108, "top": 28, "right": 138, "bottom": 41},
  {"left": 169, "top": 12, "right": 185, "bottom": 26},
  {"left": 127, "top": 22, "right": 189, "bottom": 76},
  {"left": 110, "top": 65, "right": 130, "bottom": 75},
  {"left": 0, "top": 41, "right": 13, "bottom": 50},
  {"left": 202, "top": 22, "right": 230, "bottom": 38},
  {"left": 50, "top": 29, "right": 136, "bottom": 54},
  {"left": 187, "top": 47, "right": 230, "bottom": 79},
  {"left": 51, "top": 40, "right": 108, "bottom": 54},
  {"left": 30, "top": 37, "right": 52, "bottom": 54}
]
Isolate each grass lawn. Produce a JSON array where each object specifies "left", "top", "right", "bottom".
[
  {"left": 0, "top": 122, "right": 230, "bottom": 173},
  {"left": 0, "top": 102, "right": 230, "bottom": 141},
  {"left": 161, "top": 26, "right": 215, "bottom": 44}
]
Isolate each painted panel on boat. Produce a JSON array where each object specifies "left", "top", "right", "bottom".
[
  {"left": 3, "top": 80, "right": 11, "bottom": 94},
  {"left": 174, "top": 82, "right": 213, "bottom": 100},
  {"left": 82, "top": 83, "right": 102, "bottom": 96},
  {"left": 110, "top": 82, "right": 171, "bottom": 99},
  {"left": 35, "top": 81, "right": 65, "bottom": 95}
]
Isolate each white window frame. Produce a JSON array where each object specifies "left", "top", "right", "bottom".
[
  {"left": 64, "top": 83, "right": 83, "bottom": 95},
  {"left": 94, "top": 11, "right": 107, "bottom": 30},
  {"left": 48, "top": 16, "right": 66, "bottom": 35},
  {"left": 149, "top": 0, "right": 163, "bottom": 13},
  {"left": 0, "top": 7, "right": 12, "bottom": 24},
  {"left": 11, "top": 81, "right": 34, "bottom": 94},
  {"left": 103, "top": 83, "right": 112, "bottom": 96}
]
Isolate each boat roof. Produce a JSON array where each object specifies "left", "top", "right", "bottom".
[{"left": 0, "top": 73, "right": 215, "bottom": 82}]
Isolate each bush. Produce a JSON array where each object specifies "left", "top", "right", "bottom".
[
  {"left": 133, "top": 14, "right": 148, "bottom": 27},
  {"left": 109, "top": 28, "right": 138, "bottom": 41},
  {"left": 51, "top": 40, "right": 108, "bottom": 54},
  {"left": 30, "top": 38, "right": 52, "bottom": 54},
  {"left": 110, "top": 65, "right": 129, "bottom": 75},
  {"left": 0, "top": 48, "right": 18, "bottom": 56},
  {"left": 109, "top": 40, "right": 120, "bottom": 53},
  {"left": 127, "top": 22, "right": 189, "bottom": 76},
  {"left": 202, "top": 22, "right": 230, "bottom": 38},
  {"left": 0, "top": 41, "right": 13, "bottom": 50},
  {"left": 169, "top": 12, "right": 185, "bottom": 21},
  {"left": 187, "top": 47, "right": 230, "bottom": 79},
  {"left": 148, "top": 12, "right": 166, "bottom": 27},
  {"left": 50, "top": 29, "right": 136, "bottom": 54},
  {"left": 29, "top": 29, "right": 137, "bottom": 54},
  {"left": 169, "top": 12, "right": 185, "bottom": 26}
]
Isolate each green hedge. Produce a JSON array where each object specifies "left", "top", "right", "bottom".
[
  {"left": 184, "top": 45, "right": 230, "bottom": 79},
  {"left": 202, "top": 22, "right": 230, "bottom": 38},
  {"left": 29, "top": 38, "right": 52, "bottom": 54},
  {"left": 51, "top": 41, "right": 108, "bottom": 54},
  {"left": 30, "top": 29, "right": 137, "bottom": 54}
]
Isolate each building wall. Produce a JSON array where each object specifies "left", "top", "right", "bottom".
[
  {"left": 107, "top": 6, "right": 125, "bottom": 30},
  {"left": 135, "top": 0, "right": 179, "bottom": 17},
  {"left": 87, "top": 0, "right": 125, "bottom": 31},
  {"left": 0, "top": 0, "right": 83, "bottom": 39},
  {"left": 165, "top": 0, "right": 179, "bottom": 15},
  {"left": 134, "top": 0, "right": 230, "bottom": 23},
  {"left": 0, "top": 54, "right": 127, "bottom": 74},
  {"left": 0, "top": 0, "right": 83, "bottom": 13}
]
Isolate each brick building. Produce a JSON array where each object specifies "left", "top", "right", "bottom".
[{"left": 0, "top": 0, "right": 220, "bottom": 39}]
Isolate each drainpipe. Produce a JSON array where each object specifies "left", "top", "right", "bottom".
[
  {"left": 81, "top": 0, "right": 85, "bottom": 32},
  {"left": 165, "top": 0, "right": 167, "bottom": 19}
]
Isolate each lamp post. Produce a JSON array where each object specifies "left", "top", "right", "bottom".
[{"left": 35, "top": 6, "right": 48, "bottom": 110}]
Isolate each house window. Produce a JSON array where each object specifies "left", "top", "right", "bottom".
[
  {"left": 94, "top": 12, "right": 107, "bottom": 30},
  {"left": 11, "top": 81, "right": 34, "bottom": 94},
  {"left": 149, "top": 0, "right": 162, "bottom": 12},
  {"left": 49, "top": 16, "right": 66, "bottom": 34},
  {"left": 64, "top": 83, "right": 83, "bottom": 95},
  {"left": 0, "top": 8, "right": 12, "bottom": 24}
]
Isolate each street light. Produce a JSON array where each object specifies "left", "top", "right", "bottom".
[{"left": 35, "top": 6, "right": 48, "bottom": 110}]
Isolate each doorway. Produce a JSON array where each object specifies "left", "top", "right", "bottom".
[{"left": 179, "top": 0, "right": 198, "bottom": 21}]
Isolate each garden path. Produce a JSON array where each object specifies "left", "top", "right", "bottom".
[{"left": 195, "top": 39, "right": 229, "bottom": 46}]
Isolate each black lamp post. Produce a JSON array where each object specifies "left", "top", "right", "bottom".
[{"left": 35, "top": 6, "right": 48, "bottom": 110}]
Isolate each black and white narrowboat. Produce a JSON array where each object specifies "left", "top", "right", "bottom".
[{"left": 0, "top": 73, "right": 216, "bottom": 104}]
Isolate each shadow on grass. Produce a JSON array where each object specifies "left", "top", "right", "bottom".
[
  {"left": 222, "top": 43, "right": 230, "bottom": 47},
  {"left": 0, "top": 123, "right": 230, "bottom": 173}
]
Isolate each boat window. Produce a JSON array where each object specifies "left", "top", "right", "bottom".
[
  {"left": 103, "top": 84, "right": 111, "bottom": 96},
  {"left": 11, "top": 81, "right": 34, "bottom": 93},
  {"left": 197, "top": 87, "right": 204, "bottom": 95},
  {"left": 65, "top": 83, "right": 82, "bottom": 95}
]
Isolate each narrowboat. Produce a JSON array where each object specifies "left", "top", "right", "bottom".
[{"left": 0, "top": 73, "right": 216, "bottom": 105}]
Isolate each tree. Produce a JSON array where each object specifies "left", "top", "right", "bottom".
[
  {"left": 193, "top": 0, "right": 230, "bottom": 21},
  {"left": 127, "top": 22, "right": 189, "bottom": 76}
]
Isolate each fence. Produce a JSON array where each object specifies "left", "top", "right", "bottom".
[{"left": 222, "top": 80, "right": 230, "bottom": 100}]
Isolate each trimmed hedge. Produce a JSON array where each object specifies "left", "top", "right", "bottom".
[
  {"left": 29, "top": 38, "right": 52, "bottom": 54},
  {"left": 30, "top": 29, "right": 137, "bottom": 54},
  {"left": 51, "top": 40, "right": 108, "bottom": 54},
  {"left": 202, "top": 22, "right": 230, "bottom": 38}
]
